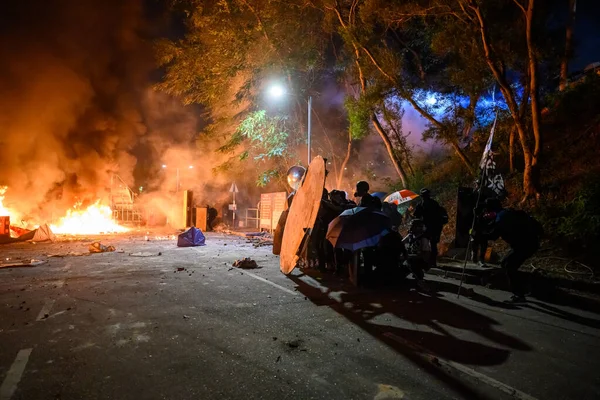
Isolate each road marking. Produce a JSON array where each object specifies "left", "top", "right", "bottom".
[
  {"left": 383, "top": 332, "right": 539, "bottom": 400},
  {"left": 239, "top": 270, "right": 298, "bottom": 296},
  {"left": 0, "top": 348, "right": 33, "bottom": 400},
  {"left": 36, "top": 300, "right": 55, "bottom": 321}
]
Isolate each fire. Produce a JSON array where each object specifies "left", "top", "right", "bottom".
[
  {"left": 0, "top": 186, "right": 21, "bottom": 221},
  {"left": 50, "top": 201, "right": 129, "bottom": 235}
]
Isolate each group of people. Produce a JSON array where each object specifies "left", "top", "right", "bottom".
[
  {"left": 302, "top": 181, "right": 449, "bottom": 289},
  {"left": 290, "top": 178, "right": 542, "bottom": 303}
]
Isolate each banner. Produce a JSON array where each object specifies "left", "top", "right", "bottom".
[{"left": 479, "top": 116, "right": 506, "bottom": 198}]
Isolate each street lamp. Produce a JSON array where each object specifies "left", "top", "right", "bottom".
[
  {"left": 162, "top": 165, "right": 194, "bottom": 192},
  {"left": 268, "top": 84, "right": 312, "bottom": 165}
]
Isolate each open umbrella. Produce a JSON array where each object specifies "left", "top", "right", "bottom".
[
  {"left": 371, "top": 191, "right": 388, "bottom": 200},
  {"left": 384, "top": 190, "right": 419, "bottom": 205},
  {"left": 326, "top": 207, "right": 392, "bottom": 251}
]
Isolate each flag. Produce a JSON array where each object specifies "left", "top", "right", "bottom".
[{"left": 479, "top": 115, "right": 506, "bottom": 198}]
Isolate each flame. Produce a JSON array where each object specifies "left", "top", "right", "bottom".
[
  {"left": 0, "top": 186, "right": 21, "bottom": 221},
  {"left": 50, "top": 201, "right": 129, "bottom": 235}
]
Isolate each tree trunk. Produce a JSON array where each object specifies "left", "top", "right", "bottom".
[
  {"left": 526, "top": 0, "right": 542, "bottom": 174},
  {"left": 509, "top": 126, "right": 516, "bottom": 173},
  {"left": 560, "top": 0, "right": 577, "bottom": 91},
  {"left": 337, "top": 130, "right": 353, "bottom": 189},
  {"left": 470, "top": 3, "right": 538, "bottom": 200},
  {"left": 371, "top": 114, "right": 408, "bottom": 187},
  {"left": 449, "top": 140, "right": 474, "bottom": 175}
]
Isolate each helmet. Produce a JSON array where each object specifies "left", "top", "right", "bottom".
[
  {"left": 286, "top": 166, "right": 306, "bottom": 191},
  {"left": 420, "top": 188, "right": 431, "bottom": 198}
]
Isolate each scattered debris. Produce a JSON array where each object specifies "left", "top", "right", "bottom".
[
  {"left": 0, "top": 259, "right": 46, "bottom": 268},
  {"left": 232, "top": 258, "right": 258, "bottom": 269},
  {"left": 48, "top": 252, "right": 89, "bottom": 257},
  {"left": 176, "top": 267, "right": 186, "bottom": 272},
  {"left": 129, "top": 252, "right": 162, "bottom": 257},
  {"left": 183, "top": 315, "right": 190, "bottom": 320},
  {"left": 88, "top": 242, "right": 115, "bottom": 253},
  {"left": 276, "top": 355, "right": 281, "bottom": 363}
]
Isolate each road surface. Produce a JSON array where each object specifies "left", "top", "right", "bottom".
[{"left": 0, "top": 233, "right": 599, "bottom": 399}]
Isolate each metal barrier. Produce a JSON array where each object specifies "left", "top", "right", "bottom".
[{"left": 245, "top": 203, "right": 260, "bottom": 229}]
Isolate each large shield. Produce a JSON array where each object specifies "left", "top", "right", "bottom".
[{"left": 279, "top": 156, "right": 326, "bottom": 274}]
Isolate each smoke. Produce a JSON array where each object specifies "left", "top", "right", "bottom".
[{"left": 0, "top": 0, "right": 211, "bottom": 224}]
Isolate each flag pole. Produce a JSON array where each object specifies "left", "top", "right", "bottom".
[
  {"left": 457, "top": 113, "right": 497, "bottom": 299},
  {"left": 457, "top": 162, "right": 488, "bottom": 298}
]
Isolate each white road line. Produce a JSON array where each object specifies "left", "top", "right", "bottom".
[
  {"left": 36, "top": 300, "right": 55, "bottom": 321},
  {"left": 190, "top": 247, "right": 297, "bottom": 296},
  {"left": 0, "top": 348, "right": 33, "bottom": 400},
  {"left": 383, "top": 332, "right": 539, "bottom": 400},
  {"left": 239, "top": 270, "right": 299, "bottom": 296}
]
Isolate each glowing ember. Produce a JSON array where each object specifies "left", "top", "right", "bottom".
[{"left": 50, "top": 201, "right": 128, "bottom": 235}]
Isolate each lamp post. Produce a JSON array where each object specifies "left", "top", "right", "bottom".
[
  {"left": 268, "top": 84, "right": 312, "bottom": 165},
  {"left": 162, "top": 164, "right": 194, "bottom": 192}
]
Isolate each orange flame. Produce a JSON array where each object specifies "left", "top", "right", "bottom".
[
  {"left": 50, "top": 201, "right": 129, "bottom": 235},
  {"left": 0, "top": 186, "right": 21, "bottom": 221}
]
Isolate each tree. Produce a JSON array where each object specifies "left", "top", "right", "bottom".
[
  {"left": 156, "top": 0, "right": 328, "bottom": 185},
  {"left": 560, "top": 0, "right": 577, "bottom": 91}
]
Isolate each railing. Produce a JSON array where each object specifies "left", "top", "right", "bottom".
[{"left": 245, "top": 203, "right": 260, "bottom": 229}]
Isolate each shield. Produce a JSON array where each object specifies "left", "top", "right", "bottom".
[
  {"left": 384, "top": 190, "right": 419, "bottom": 205},
  {"left": 279, "top": 156, "right": 326, "bottom": 274},
  {"left": 326, "top": 207, "right": 392, "bottom": 251}
]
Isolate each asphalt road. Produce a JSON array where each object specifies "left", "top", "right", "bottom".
[{"left": 0, "top": 233, "right": 599, "bottom": 400}]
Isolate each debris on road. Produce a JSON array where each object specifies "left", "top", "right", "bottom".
[
  {"left": 183, "top": 315, "right": 190, "bottom": 320},
  {"left": 176, "top": 267, "right": 186, "bottom": 272},
  {"left": 0, "top": 259, "right": 46, "bottom": 268},
  {"left": 129, "top": 252, "right": 162, "bottom": 257},
  {"left": 88, "top": 242, "right": 115, "bottom": 253},
  {"left": 48, "top": 252, "right": 90, "bottom": 257},
  {"left": 232, "top": 258, "right": 258, "bottom": 269}
]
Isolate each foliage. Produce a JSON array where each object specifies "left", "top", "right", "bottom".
[{"left": 344, "top": 96, "right": 370, "bottom": 141}]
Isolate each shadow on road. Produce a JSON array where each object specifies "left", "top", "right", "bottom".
[{"left": 289, "top": 270, "right": 533, "bottom": 399}]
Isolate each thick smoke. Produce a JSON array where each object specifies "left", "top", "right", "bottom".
[{"left": 0, "top": 0, "right": 207, "bottom": 224}]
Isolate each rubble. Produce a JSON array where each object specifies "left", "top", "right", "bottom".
[
  {"left": 129, "top": 252, "right": 162, "bottom": 257},
  {"left": 232, "top": 258, "right": 259, "bottom": 269},
  {"left": 88, "top": 242, "right": 115, "bottom": 253},
  {"left": 0, "top": 259, "right": 46, "bottom": 268}
]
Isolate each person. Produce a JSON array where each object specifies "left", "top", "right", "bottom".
[
  {"left": 354, "top": 181, "right": 382, "bottom": 210},
  {"left": 483, "top": 198, "right": 543, "bottom": 303},
  {"left": 413, "top": 188, "right": 448, "bottom": 268},
  {"left": 206, "top": 205, "right": 218, "bottom": 231},
  {"left": 381, "top": 202, "right": 402, "bottom": 231}
]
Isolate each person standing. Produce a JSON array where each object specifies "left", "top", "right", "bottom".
[
  {"left": 354, "top": 181, "right": 382, "bottom": 211},
  {"left": 413, "top": 188, "right": 448, "bottom": 268},
  {"left": 483, "top": 198, "right": 543, "bottom": 303}
]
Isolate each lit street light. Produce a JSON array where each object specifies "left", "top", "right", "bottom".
[
  {"left": 162, "top": 164, "right": 194, "bottom": 192},
  {"left": 268, "top": 84, "right": 312, "bottom": 165}
]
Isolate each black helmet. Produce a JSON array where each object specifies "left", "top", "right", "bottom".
[{"left": 420, "top": 188, "right": 431, "bottom": 198}]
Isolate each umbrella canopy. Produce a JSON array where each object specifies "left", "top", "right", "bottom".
[
  {"left": 371, "top": 191, "right": 388, "bottom": 200},
  {"left": 326, "top": 207, "right": 392, "bottom": 251},
  {"left": 384, "top": 190, "right": 419, "bottom": 205}
]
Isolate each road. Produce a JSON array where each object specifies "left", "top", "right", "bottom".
[{"left": 0, "top": 232, "right": 599, "bottom": 400}]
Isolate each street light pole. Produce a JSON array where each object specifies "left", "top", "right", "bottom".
[{"left": 307, "top": 95, "right": 312, "bottom": 165}]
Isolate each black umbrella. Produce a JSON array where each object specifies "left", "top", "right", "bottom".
[{"left": 326, "top": 207, "right": 392, "bottom": 251}]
